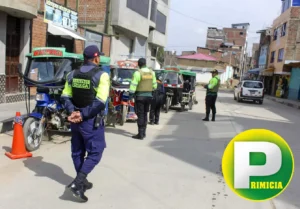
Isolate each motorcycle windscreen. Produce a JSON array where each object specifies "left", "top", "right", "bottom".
[
  {"left": 24, "top": 58, "right": 74, "bottom": 86},
  {"left": 111, "top": 68, "right": 137, "bottom": 87},
  {"left": 164, "top": 72, "right": 183, "bottom": 85}
]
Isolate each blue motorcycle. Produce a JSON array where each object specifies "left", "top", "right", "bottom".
[{"left": 20, "top": 48, "right": 111, "bottom": 151}]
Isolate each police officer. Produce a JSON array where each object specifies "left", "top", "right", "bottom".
[
  {"left": 61, "top": 45, "right": 110, "bottom": 202},
  {"left": 149, "top": 76, "right": 164, "bottom": 125},
  {"left": 202, "top": 69, "right": 220, "bottom": 122},
  {"left": 129, "top": 58, "right": 157, "bottom": 139}
]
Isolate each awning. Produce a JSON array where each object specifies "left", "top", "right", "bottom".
[
  {"left": 47, "top": 22, "right": 86, "bottom": 41},
  {"left": 248, "top": 68, "right": 263, "bottom": 74},
  {"left": 260, "top": 68, "right": 274, "bottom": 76}
]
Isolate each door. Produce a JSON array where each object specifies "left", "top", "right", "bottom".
[
  {"left": 288, "top": 68, "right": 300, "bottom": 100},
  {"left": 5, "top": 16, "right": 21, "bottom": 93}
]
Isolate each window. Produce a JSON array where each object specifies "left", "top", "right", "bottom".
[
  {"left": 273, "top": 28, "right": 278, "bottom": 40},
  {"left": 150, "top": 0, "right": 157, "bottom": 22},
  {"left": 85, "top": 30, "right": 103, "bottom": 51},
  {"left": 240, "top": 32, "right": 244, "bottom": 35},
  {"left": 271, "top": 51, "right": 275, "bottom": 63},
  {"left": 243, "top": 81, "right": 263, "bottom": 89},
  {"left": 151, "top": 47, "right": 157, "bottom": 57},
  {"left": 281, "top": 22, "right": 287, "bottom": 36},
  {"left": 156, "top": 11, "right": 167, "bottom": 34},
  {"left": 127, "top": 0, "right": 149, "bottom": 18},
  {"left": 278, "top": 48, "right": 284, "bottom": 62}
]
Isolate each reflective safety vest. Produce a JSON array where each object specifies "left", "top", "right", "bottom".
[
  {"left": 71, "top": 67, "right": 102, "bottom": 108},
  {"left": 208, "top": 76, "right": 220, "bottom": 94},
  {"left": 136, "top": 68, "right": 153, "bottom": 92}
]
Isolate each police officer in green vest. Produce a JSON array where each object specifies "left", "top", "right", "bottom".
[
  {"left": 202, "top": 69, "right": 220, "bottom": 121},
  {"left": 129, "top": 58, "right": 157, "bottom": 139}
]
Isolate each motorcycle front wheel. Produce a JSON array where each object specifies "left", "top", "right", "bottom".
[{"left": 23, "top": 117, "right": 44, "bottom": 152}]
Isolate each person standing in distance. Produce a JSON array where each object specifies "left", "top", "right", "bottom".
[
  {"left": 61, "top": 45, "right": 110, "bottom": 202},
  {"left": 129, "top": 58, "right": 157, "bottom": 139},
  {"left": 202, "top": 69, "right": 220, "bottom": 121},
  {"left": 149, "top": 75, "right": 165, "bottom": 125}
]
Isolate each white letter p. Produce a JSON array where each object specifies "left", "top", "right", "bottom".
[{"left": 234, "top": 142, "right": 282, "bottom": 189}]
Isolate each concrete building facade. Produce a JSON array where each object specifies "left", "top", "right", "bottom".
[
  {"left": 0, "top": 0, "right": 113, "bottom": 103},
  {"left": 109, "top": 0, "right": 170, "bottom": 68},
  {"left": 205, "top": 23, "right": 250, "bottom": 76},
  {"left": 267, "top": 4, "right": 300, "bottom": 96},
  {"left": 0, "top": 0, "right": 38, "bottom": 103}
]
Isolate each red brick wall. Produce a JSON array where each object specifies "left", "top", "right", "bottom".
[
  {"left": 32, "top": 14, "right": 47, "bottom": 48},
  {"left": 102, "top": 35, "right": 111, "bottom": 56},
  {"left": 197, "top": 47, "right": 223, "bottom": 60},
  {"left": 206, "top": 39, "right": 223, "bottom": 49},
  {"left": 223, "top": 28, "right": 246, "bottom": 46},
  {"left": 74, "top": 27, "right": 85, "bottom": 53},
  {"left": 67, "top": 0, "right": 77, "bottom": 11},
  {"left": 78, "top": 0, "right": 106, "bottom": 23}
]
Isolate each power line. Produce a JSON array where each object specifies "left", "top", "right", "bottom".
[{"left": 156, "top": 1, "right": 260, "bottom": 34}]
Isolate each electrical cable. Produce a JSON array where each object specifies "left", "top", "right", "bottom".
[{"left": 156, "top": 1, "right": 260, "bottom": 34}]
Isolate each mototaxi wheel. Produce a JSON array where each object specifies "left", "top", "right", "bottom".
[
  {"left": 119, "top": 105, "right": 127, "bottom": 126},
  {"left": 165, "top": 97, "right": 171, "bottom": 113},
  {"left": 181, "top": 103, "right": 185, "bottom": 111},
  {"left": 23, "top": 117, "right": 44, "bottom": 152},
  {"left": 189, "top": 98, "right": 193, "bottom": 110}
]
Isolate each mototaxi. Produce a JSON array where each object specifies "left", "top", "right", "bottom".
[
  {"left": 109, "top": 60, "right": 138, "bottom": 126},
  {"left": 162, "top": 66, "right": 184, "bottom": 113},
  {"left": 179, "top": 70, "right": 197, "bottom": 111},
  {"left": 20, "top": 47, "right": 111, "bottom": 151},
  {"left": 19, "top": 47, "right": 83, "bottom": 151}
]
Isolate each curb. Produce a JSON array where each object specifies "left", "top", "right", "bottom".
[
  {"left": 0, "top": 115, "right": 28, "bottom": 134},
  {"left": 265, "top": 96, "right": 300, "bottom": 110},
  {"left": 0, "top": 117, "right": 14, "bottom": 133}
]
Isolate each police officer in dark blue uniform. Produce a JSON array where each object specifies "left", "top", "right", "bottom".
[
  {"left": 149, "top": 76, "right": 165, "bottom": 125},
  {"left": 61, "top": 45, "right": 110, "bottom": 202}
]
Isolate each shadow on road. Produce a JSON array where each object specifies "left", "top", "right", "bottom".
[
  {"left": 150, "top": 92, "right": 300, "bottom": 208},
  {"left": 23, "top": 156, "right": 73, "bottom": 186},
  {"left": 23, "top": 156, "right": 83, "bottom": 202},
  {"left": 105, "top": 127, "right": 133, "bottom": 137}
]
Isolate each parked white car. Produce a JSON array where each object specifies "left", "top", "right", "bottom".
[{"left": 234, "top": 80, "right": 264, "bottom": 104}]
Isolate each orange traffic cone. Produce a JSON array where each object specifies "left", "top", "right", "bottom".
[{"left": 5, "top": 112, "right": 32, "bottom": 160}]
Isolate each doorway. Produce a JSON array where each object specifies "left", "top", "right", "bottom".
[{"left": 5, "top": 15, "right": 21, "bottom": 93}]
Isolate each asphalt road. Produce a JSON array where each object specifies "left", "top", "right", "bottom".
[{"left": 0, "top": 89, "right": 299, "bottom": 209}]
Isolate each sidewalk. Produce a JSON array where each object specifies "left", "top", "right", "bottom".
[
  {"left": 265, "top": 95, "right": 300, "bottom": 109},
  {"left": 0, "top": 100, "right": 35, "bottom": 133}
]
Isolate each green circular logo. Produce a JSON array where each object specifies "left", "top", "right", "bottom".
[{"left": 222, "top": 129, "right": 294, "bottom": 201}]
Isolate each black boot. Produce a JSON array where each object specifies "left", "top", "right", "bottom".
[
  {"left": 67, "top": 172, "right": 88, "bottom": 202},
  {"left": 202, "top": 113, "right": 209, "bottom": 121},
  {"left": 143, "top": 126, "right": 146, "bottom": 138},
  {"left": 83, "top": 178, "right": 93, "bottom": 190},
  {"left": 212, "top": 114, "right": 216, "bottom": 122},
  {"left": 132, "top": 127, "right": 145, "bottom": 140}
]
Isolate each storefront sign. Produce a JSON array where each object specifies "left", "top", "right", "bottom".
[
  {"left": 33, "top": 49, "right": 63, "bottom": 57},
  {"left": 293, "top": 0, "right": 300, "bottom": 6},
  {"left": 259, "top": 45, "right": 268, "bottom": 67},
  {"left": 44, "top": 0, "right": 78, "bottom": 31}
]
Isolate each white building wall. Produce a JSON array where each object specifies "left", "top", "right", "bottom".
[
  {"left": 111, "top": 0, "right": 149, "bottom": 37},
  {"left": 0, "top": 12, "right": 7, "bottom": 75},
  {"left": 20, "top": 19, "right": 31, "bottom": 73}
]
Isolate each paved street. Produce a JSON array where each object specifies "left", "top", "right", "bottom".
[{"left": 0, "top": 89, "right": 299, "bottom": 209}]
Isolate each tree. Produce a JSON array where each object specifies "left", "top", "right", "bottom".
[{"left": 156, "top": 47, "right": 165, "bottom": 66}]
